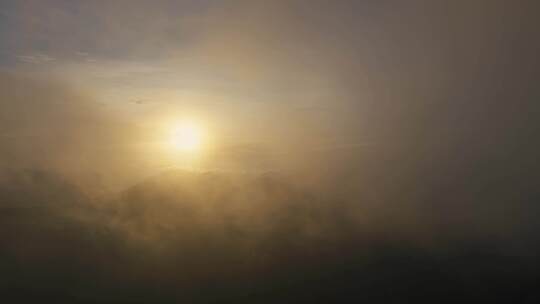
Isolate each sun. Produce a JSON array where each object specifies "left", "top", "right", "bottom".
[{"left": 170, "top": 121, "right": 204, "bottom": 152}]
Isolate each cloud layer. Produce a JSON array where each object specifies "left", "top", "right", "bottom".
[{"left": 1, "top": 0, "right": 540, "bottom": 302}]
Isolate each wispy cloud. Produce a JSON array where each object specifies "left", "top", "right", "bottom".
[{"left": 16, "top": 53, "right": 56, "bottom": 64}]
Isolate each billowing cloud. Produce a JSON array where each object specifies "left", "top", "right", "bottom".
[{"left": 1, "top": 0, "right": 539, "bottom": 302}]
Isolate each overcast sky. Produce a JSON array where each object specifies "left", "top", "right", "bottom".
[{"left": 0, "top": 0, "right": 538, "bottom": 186}]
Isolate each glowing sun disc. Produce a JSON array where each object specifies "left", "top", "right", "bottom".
[{"left": 171, "top": 121, "right": 203, "bottom": 152}]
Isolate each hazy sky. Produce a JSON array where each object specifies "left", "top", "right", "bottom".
[
  {"left": 1, "top": 0, "right": 538, "bottom": 186},
  {"left": 1, "top": 2, "right": 540, "bottom": 302}
]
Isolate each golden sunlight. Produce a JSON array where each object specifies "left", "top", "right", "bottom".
[{"left": 170, "top": 120, "right": 204, "bottom": 153}]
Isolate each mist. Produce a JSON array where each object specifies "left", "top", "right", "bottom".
[{"left": 1, "top": 0, "right": 540, "bottom": 303}]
